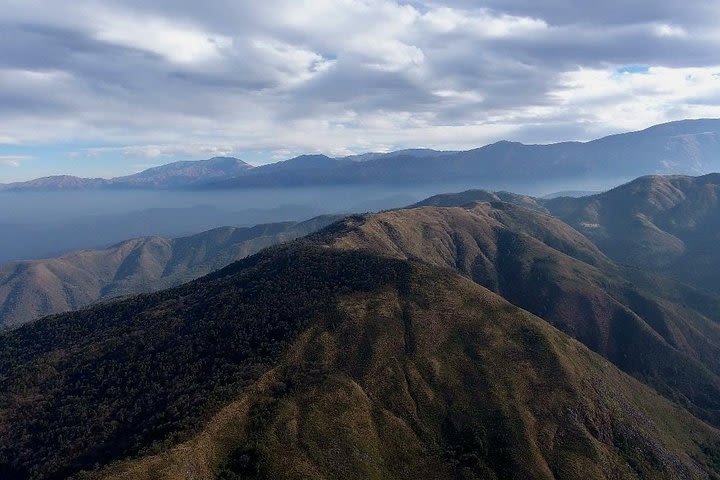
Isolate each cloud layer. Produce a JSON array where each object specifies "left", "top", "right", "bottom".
[{"left": 1, "top": 0, "right": 720, "bottom": 178}]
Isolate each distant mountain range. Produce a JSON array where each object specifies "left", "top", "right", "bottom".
[
  {"left": 2, "top": 119, "right": 720, "bottom": 191},
  {"left": 0, "top": 156, "right": 252, "bottom": 190},
  {"left": 4, "top": 181, "right": 720, "bottom": 478}
]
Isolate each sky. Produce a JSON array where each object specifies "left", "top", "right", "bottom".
[{"left": 2, "top": 0, "right": 720, "bottom": 182}]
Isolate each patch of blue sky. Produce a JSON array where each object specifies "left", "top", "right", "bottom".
[{"left": 616, "top": 65, "right": 650, "bottom": 74}]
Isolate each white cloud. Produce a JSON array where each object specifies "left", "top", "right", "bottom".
[
  {"left": 653, "top": 23, "right": 688, "bottom": 38},
  {"left": 432, "top": 89, "right": 484, "bottom": 103},
  {"left": 80, "top": 144, "right": 237, "bottom": 159},
  {"left": 550, "top": 65, "right": 720, "bottom": 131},
  {"left": 0, "top": 68, "right": 75, "bottom": 102},
  {"left": 422, "top": 7, "right": 548, "bottom": 38},
  {"left": 92, "top": 8, "right": 232, "bottom": 64},
  {"left": 0, "top": 156, "right": 32, "bottom": 167},
  {"left": 250, "top": 38, "right": 335, "bottom": 84}
]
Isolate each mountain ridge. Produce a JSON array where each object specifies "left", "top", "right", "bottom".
[
  {"left": 406, "top": 173, "right": 720, "bottom": 293},
  {"left": 3, "top": 119, "right": 720, "bottom": 191},
  {"left": 0, "top": 156, "right": 252, "bottom": 191},
  {"left": 207, "top": 118, "right": 720, "bottom": 189},
  {"left": 0, "top": 215, "right": 339, "bottom": 328}
]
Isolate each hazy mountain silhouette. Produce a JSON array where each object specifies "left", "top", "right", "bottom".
[
  {"left": 0, "top": 202, "right": 324, "bottom": 264},
  {"left": 3, "top": 119, "right": 719, "bottom": 192},
  {"left": 0, "top": 215, "right": 338, "bottom": 328},
  {"left": 208, "top": 119, "right": 720, "bottom": 189},
  {"left": 0, "top": 157, "right": 252, "bottom": 191}
]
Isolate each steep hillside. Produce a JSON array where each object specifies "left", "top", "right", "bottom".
[
  {"left": 400, "top": 174, "right": 720, "bottom": 293},
  {"left": 2, "top": 246, "right": 719, "bottom": 480},
  {"left": 323, "top": 203, "right": 720, "bottom": 427},
  {"left": 0, "top": 216, "right": 337, "bottom": 328},
  {"left": 543, "top": 174, "right": 720, "bottom": 291}
]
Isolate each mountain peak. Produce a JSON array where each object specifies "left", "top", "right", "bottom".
[
  {"left": 286, "top": 153, "right": 335, "bottom": 164},
  {"left": 198, "top": 156, "right": 251, "bottom": 166}
]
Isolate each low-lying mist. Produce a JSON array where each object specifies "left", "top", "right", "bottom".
[{"left": 0, "top": 178, "right": 621, "bottom": 263}]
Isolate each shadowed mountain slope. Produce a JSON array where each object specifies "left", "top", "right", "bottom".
[
  {"left": 401, "top": 174, "right": 720, "bottom": 293},
  {"left": 2, "top": 246, "right": 719, "bottom": 480},
  {"left": 543, "top": 174, "right": 720, "bottom": 292},
  {"left": 0, "top": 215, "right": 338, "bottom": 329},
  {"left": 322, "top": 202, "right": 720, "bottom": 427}
]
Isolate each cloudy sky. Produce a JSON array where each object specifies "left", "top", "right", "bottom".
[{"left": 2, "top": 0, "right": 720, "bottom": 181}]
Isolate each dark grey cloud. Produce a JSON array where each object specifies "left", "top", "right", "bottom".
[{"left": 0, "top": 0, "right": 719, "bottom": 178}]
